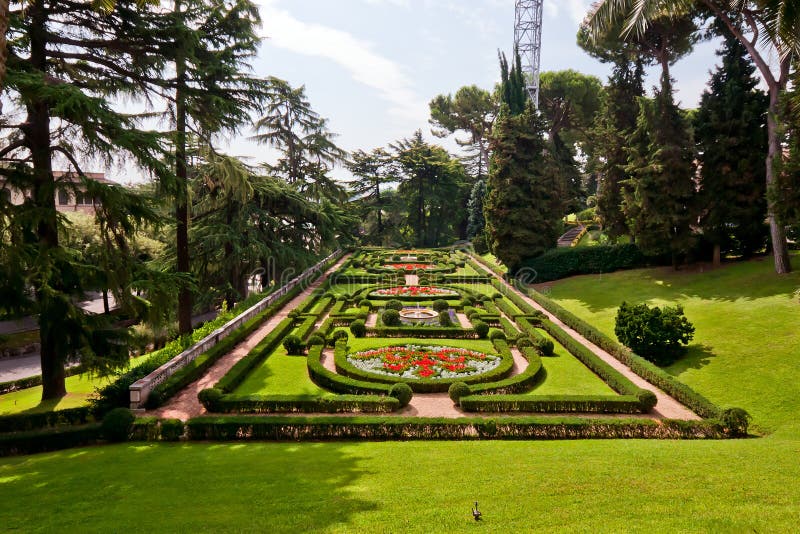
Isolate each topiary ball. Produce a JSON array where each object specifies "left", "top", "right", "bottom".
[
  {"left": 350, "top": 319, "right": 367, "bottom": 338},
  {"left": 432, "top": 300, "right": 450, "bottom": 312},
  {"left": 637, "top": 390, "right": 658, "bottom": 411},
  {"left": 102, "top": 407, "right": 135, "bottom": 443},
  {"left": 473, "top": 320, "right": 489, "bottom": 339},
  {"left": 448, "top": 382, "right": 471, "bottom": 404},
  {"left": 489, "top": 329, "right": 506, "bottom": 341},
  {"left": 283, "top": 335, "right": 305, "bottom": 355},
  {"left": 439, "top": 310, "right": 453, "bottom": 327},
  {"left": 306, "top": 334, "right": 326, "bottom": 349},
  {"left": 385, "top": 299, "right": 403, "bottom": 311},
  {"left": 390, "top": 383, "right": 413, "bottom": 407},
  {"left": 382, "top": 309, "right": 401, "bottom": 326}
]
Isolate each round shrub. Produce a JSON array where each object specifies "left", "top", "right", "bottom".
[
  {"left": 382, "top": 309, "right": 401, "bottom": 327},
  {"left": 350, "top": 319, "right": 367, "bottom": 338},
  {"left": 389, "top": 383, "right": 413, "bottom": 407},
  {"left": 534, "top": 337, "right": 555, "bottom": 356},
  {"left": 385, "top": 299, "right": 404, "bottom": 311},
  {"left": 489, "top": 329, "right": 506, "bottom": 341},
  {"left": 357, "top": 298, "right": 372, "bottom": 310},
  {"left": 101, "top": 407, "right": 135, "bottom": 443},
  {"left": 448, "top": 382, "right": 471, "bottom": 404},
  {"left": 615, "top": 301, "right": 695, "bottom": 366},
  {"left": 198, "top": 388, "right": 223, "bottom": 411},
  {"left": 306, "top": 334, "right": 326, "bottom": 349},
  {"left": 473, "top": 320, "right": 489, "bottom": 339},
  {"left": 331, "top": 330, "right": 349, "bottom": 344},
  {"left": 460, "top": 296, "right": 475, "bottom": 307},
  {"left": 721, "top": 407, "right": 751, "bottom": 437},
  {"left": 283, "top": 335, "right": 305, "bottom": 355},
  {"left": 637, "top": 389, "right": 658, "bottom": 411},
  {"left": 438, "top": 310, "right": 453, "bottom": 327},
  {"left": 432, "top": 300, "right": 450, "bottom": 312}
]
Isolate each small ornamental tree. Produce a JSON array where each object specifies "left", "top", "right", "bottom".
[{"left": 614, "top": 302, "right": 695, "bottom": 365}]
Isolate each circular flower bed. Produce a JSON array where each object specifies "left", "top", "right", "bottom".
[
  {"left": 370, "top": 286, "right": 459, "bottom": 298},
  {"left": 347, "top": 345, "right": 502, "bottom": 381},
  {"left": 386, "top": 263, "right": 435, "bottom": 270}
]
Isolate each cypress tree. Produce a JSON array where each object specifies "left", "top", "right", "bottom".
[{"left": 695, "top": 32, "right": 769, "bottom": 263}]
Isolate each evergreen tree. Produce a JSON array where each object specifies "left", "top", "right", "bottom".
[
  {"left": 485, "top": 105, "right": 560, "bottom": 273},
  {"left": 466, "top": 180, "right": 487, "bottom": 239},
  {"left": 498, "top": 50, "right": 527, "bottom": 116},
  {"left": 624, "top": 75, "right": 697, "bottom": 267},
  {"left": 348, "top": 148, "right": 393, "bottom": 245},
  {"left": 695, "top": 31, "right": 768, "bottom": 263}
]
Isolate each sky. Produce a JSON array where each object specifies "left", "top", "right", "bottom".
[{"left": 116, "top": 0, "right": 725, "bottom": 183}]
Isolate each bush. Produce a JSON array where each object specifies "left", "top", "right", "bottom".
[
  {"left": 516, "top": 337, "right": 534, "bottom": 348},
  {"left": 492, "top": 292, "right": 503, "bottom": 300},
  {"left": 534, "top": 337, "right": 554, "bottom": 356},
  {"left": 350, "top": 319, "right": 367, "bottom": 338},
  {"left": 438, "top": 310, "right": 453, "bottom": 327},
  {"left": 460, "top": 296, "right": 475, "bottom": 307},
  {"left": 448, "top": 382, "right": 471, "bottom": 404},
  {"left": 199, "top": 388, "right": 224, "bottom": 412},
  {"left": 615, "top": 302, "right": 695, "bottom": 365},
  {"left": 432, "top": 299, "right": 450, "bottom": 312},
  {"left": 306, "top": 334, "right": 326, "bottom": 348},
  {"left": 357, "top": 298, "right": 372, "bottom": 310},
  {"left": 473, "top": 320, "right": 489, "bottom": 339},
  {"left": 160, "top": 419, "right": 185, "bottom": 441},
  {"left": 385, "top": 299, "right": 404, "bottom": 311},
  {"left": 392, "top": 254, "right": 401, "bottom": 261},
  {"left": 721, "top": 407, "right": 751, "bottom": 437},
  {"left": 283, "top": 335, "right": 305, "bottom": 355},
  {"left": 517, "top": 243, "right": 650, "bottom": 283},
  {"left": 389, "top": 383, "right": 413, "bottom": 407},
  {"left": 331, "top": 330, "right": 350, "bottom": 344},
  {"left": 101, "top": 408, "right": 135, "bottom": 442},
  {"left": 489, "top": 329, "right": 506, "bottom": 341},
  {"left": 382, "top": 309, "right": 401, "bottom": 326}
]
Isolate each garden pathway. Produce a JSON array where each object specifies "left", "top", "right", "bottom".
[
  {"left": 470, "top": 255, "right": 700, "bottom": 421},
  {"left": 148, "top": 254, "right": 351, "bottom": 421}
]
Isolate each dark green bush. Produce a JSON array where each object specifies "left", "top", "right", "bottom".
[
  {"left": 438, "top": 310, "right": 453, "bottom": 327},
  {"left": 199, "top": 388, "right": 224, "bottom": 412},
  {"left": 350, "top": 319, "right": 367, "bottom": 338},
  {"left": 0, "top": 407, "right": 92, "bottom": 433},
  {"left": 392, "top": 254, "right": 401, "bottom": 261},
  {"left": 721, "top": 407, "right": 751, "bottom": 437},
  {"left": 331, "top": 330, "right": 349, "bottom": 344},
  {"left": 160, "top": 419, "right": 185, "bottom": 441},
  {"left": 473, "top": 320, "right": 489, "bottom": 339},
  {"left": 637, "top": 390, "right": 658, "bottom": 411},
  {"left": 460, "top": 296, "right": 476, "bottom": 307},
  {"left": 448, "top": 382, "right": 471, "bottom": 404},
  {"left": 283, "top": 335, "right": 305, "bottom": 355},
  {"left": 534, "top": 337, "right": 554, "bottom": 356},
  {"left": 432, "top": 299, "right": 450, "bottom": 312},
  {"left": 489, "top": 329, "right": 506, "bottom": 341},
  {"left": 101, "top": 408, "right": 135, "bottom": 442},
  {"left": 389, "top": 383, "right": 413, "bottom": 407},
  {"left": 306, "top": 334, "right": 326, "bottom": 348},
  {"left": 357, "top": 298, "right": 372, "bottom": 310},
  {"left": 518, "top": 243, "right": 649, "bottom": 282},
  {"left": 385, "top": 299, "right": 404, "bottom": 311},
  {"left": 615, "top": 302, "right": 695, "bottom": 365},
  {"left": 382, "top": 309, "right": 401, "bottom": 326}
]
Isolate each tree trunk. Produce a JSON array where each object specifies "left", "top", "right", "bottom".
[
  {"left": 0, "top": 0, "right": 9, "bottom": 115},
  {"left": 713, "top": 243, "right": 721, "bottom": 268},
  {"left": 766, "top": 86, "right": 792, "bottom": 274},
  {"left": 102, "top": 289, "right": 110, "bottom": 314},
  {"left": 27, "top": 0, "right": 66, "bottom": 400},
  {"left": 175, "top": 0, "right": 192, "bottom": 334}
]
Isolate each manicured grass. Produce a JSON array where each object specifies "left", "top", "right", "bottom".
[
  {"left": 543, "top": 253, "right": 800, "bottom": 433},
  {"left": 2, "top": 438, "right": 799, "bottom": 532},
  {"left": 328, "top": 284, "right": 374, "bottom": 297},
  {"left": 448, "top": 283, "right": 497, "bottom": 297},
  {"left": 527, "top": 330, "right": 616, "bottom": 396},
  {"left": 479, "top": 252, "right": 507, "bottom": 273},
  {"left": 234, "top": 347, "right": 325, "bottom": 397}
]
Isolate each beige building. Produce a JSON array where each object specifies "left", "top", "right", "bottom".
[{"left": 3, "top": 171, "right": 113, "bottom": 214}]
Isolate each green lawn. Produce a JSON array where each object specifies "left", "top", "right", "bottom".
[
  {"left": 527, "top": 330, "right": 615, "bottom": 396},
  {"left": 541, "top": 253, "right": 800, "bottom": 434},
  {"left": 479, "top": 252, "right": 507, "bottom": 273},
  {"left": 234, "top": 347, "right": 325, "bottom": 396}
]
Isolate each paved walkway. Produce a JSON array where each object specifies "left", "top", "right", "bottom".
[
  {"left": 149, "top": 255, "right": 351, "bottom": 420},
  {"left": 470, "top": 255, "right": 700, "bottom": 420}
]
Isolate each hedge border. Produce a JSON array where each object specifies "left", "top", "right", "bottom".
[{"left": 210, "top": 394, "right": 400, "bottom": 414}]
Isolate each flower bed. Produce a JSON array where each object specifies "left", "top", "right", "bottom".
[
  {"left": 386, "top": 263, "right": 435, "bottom": 270},
  {"left": 370, "top": 286, "right": 459, "bottom": 298},
  {"left": 347, "top": 345, "right": 501, "bottom": 380}
]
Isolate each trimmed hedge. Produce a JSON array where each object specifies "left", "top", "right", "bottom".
[
  {"left": 522, "top": 287, "right": 724, "bottom": 419},
  {"left": 459, "top": 395, "right": 646, "bottom": 414},
  {"left": 0, "top": 423, "right": 103, "bottom": 457},
  {"left": 0, "top": 406, "right": 93, "bottom": 433},
  {"left": 468, "top": 347, "right": 544, "bottom": 395},
  {"left": 0, "top": 363, "right": 86, "bottom": 396},
  {"left": 185, "top": 415, "right": 729, "bottom": 441},
  {"left": 517, "top": 244, "right": 648, "bottom": 283},
  {"left": 211, "top": 394, "right": 400, "bottom": 414},
  {"left": 306, "top": 346, "right": 394, "bottom": 395},
  {"left": 365, "top": 326, "right": 476, "bottom": 339}
]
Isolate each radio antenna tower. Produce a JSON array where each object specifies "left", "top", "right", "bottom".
[{"left": 514, "top": 0, "right": 544, "bottom": 109}]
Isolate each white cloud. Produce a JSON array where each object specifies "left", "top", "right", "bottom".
[
  {"left": 256, "top": 0, "right": 427, "bottom": 123},
  {"left": 545, "top": 0, "right": 593, "bottom": 24}
]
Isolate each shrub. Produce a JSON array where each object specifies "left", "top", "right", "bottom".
[
  {"left": 492, "top": 292, "right": 504, "bottom": 300},
  {"left": 385, "top": 299, "right": 404, "bottom": 311},
  {"left": 448, "top": 382, "right": 471, "bottom": 404},
  {"left": 382, "top": 309, "right": 401, "bottom": 326},
  {"left": 392, "top": 254, "right": 401, "bottom": 261},
  {"left": 432, "top": 299, "right": 450, "bottom": 312},
  {"left": 160, "top": 419, "right": 185, "bottom": 441},
  {"left": 460, "top": 296, "right": 475, "bottom": 307},
  {"left": 101, "top": 408, "right": 135, "bottom": 442},
  {"left": 331, "top": 330, "right": 349, "bottom": 344},
  {"left": 615, "top": 302, "right": 695, "bottom": 365},
  {"left": 350, "top": 319, "right": 367, "bottom": 338},
  {"left": 473, "top": 320, "right": 489, "bottom": 339},
  {"left": 721, "top": 407, "right": 751, "bottom": 436},
  {"left": 389, "top": 383, "right": 413, "bottom": 407},
  {"left": 516, "top": 337, "right": 534, "bottom": 348},
  {"left": 534, "top": 337, "right": 554, "bottom": 356},
  {"left": 288, "top": 309, "right": 300, "bottom": 319},
  {"left": 199, "top": 388, "right": 224, "bottom": 412},
  {"left": 438, "top": 310, "right": 453, "bottom": 327},
  {"left": 489, "top": 329, "right": 506, "bottom": 341},
  {"left": 637, "top": 390, "right": 658, "bottom": 411},
  {"left": 306, "top": 334, "right": 326, "bottom": 348},
  {"left": 357, "top": 298, "right": 372, "bottom": 310},
  {"left": 283, "top": 335, "right": 305, "bottom": 356},
  {"left": 517, "top": 243, "right": 650, "bottom": 282}
]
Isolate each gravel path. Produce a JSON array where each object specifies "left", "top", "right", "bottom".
[
  {"left": 470, "top": 256, "right": 700, "bottom": 420},
  {"left": 148, "top": 255, "right": 351, "bottom": 420}
]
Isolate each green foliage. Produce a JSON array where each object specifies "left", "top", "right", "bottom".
[
  {"left": 101, "top": 408, "right": 135, "bottom": 443},
  {"left": 615, "top": 302, "right": 695, "bottom": 365},
  {"left": 382, "top": 309, "right": 401, "bottom": 327},
  {"left": 721, "top": 407, "right": 751, "bottom": 437},
  {"left": 330, "top": 330, "right": 349, "bottom": 344},
  {"left": 211, "top": 394, "right": 400, "bottom": 414},
  {"left": 534, "top": 337, "right": 555, "bottom": 356},
  {"left": 448, "top": 382, "right": 471, "bottom": 403},
  {"left": 282, "top": 335, "right": 305, "bottom": 356},
  {"left": 160, "top": 419, "right": 185, "bottom": 441},
  {"left": 518, "top": 244, "right": 648, "bottom": 282},
  {"left": 306, "top": 334, "right": 326, "bottom": 349},
  {"left": 438, "top": 310, "right": 453, "bottom": 327},
  {"left": 459, "top": 395, "right": 646, "bottom": 414},
  {"left": 467, "top": 180, "right": 487, "bottom": 238},
  {"left": 198, "top": 388, "right": 224, "bottom": 412},
  {"left": 473, "top": 321, "right": 489, "bottom": 339},
  {"left": 385, "top": 299, "right": 404, "bottom": 311},
  {"left": 0, "top": 424, "right": 102, "bottom": 457},
  {"left": 489, "top": 329, "right": 506, "bottom": 341},
  {"left": 357, "top": 298, "right": 373, "bottom": 311},
  {"left": 350, "top": 319, "right": 367, "bottom": 338},
  {"left": 0, "top": 407, "right": 92, "bottom": 433},
  {"left": 432, "top": 300, "right": 450, "bottom": 312},
  {"left": 389, "top": 383, "right": 413, "bottom": 408}
]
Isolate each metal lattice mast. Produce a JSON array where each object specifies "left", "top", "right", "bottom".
[{"left": 514, "top": 0, "right": 544, "bottom": 109}]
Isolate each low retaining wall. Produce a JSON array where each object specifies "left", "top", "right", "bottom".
[{"left": 129, "top": 251, "right": 340, "bottom": 409}]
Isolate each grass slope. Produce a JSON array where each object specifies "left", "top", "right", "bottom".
[{"left": 528, "top": 329, "right": 615, "bottom": 396}]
